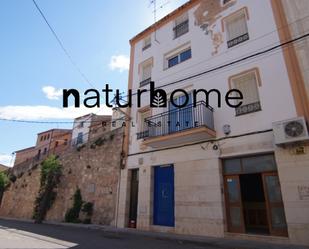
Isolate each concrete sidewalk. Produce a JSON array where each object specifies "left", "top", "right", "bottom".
[{"left": 1, "top": 217, "right": 308, "bottom": 249}]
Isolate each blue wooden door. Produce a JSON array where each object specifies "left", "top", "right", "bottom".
[{"left": 153, "top": 165, "right": 175, "bottom": 227}]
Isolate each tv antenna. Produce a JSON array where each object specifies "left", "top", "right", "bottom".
[{"left": 149, "top": 0, "right": 170, "bottom": 44}]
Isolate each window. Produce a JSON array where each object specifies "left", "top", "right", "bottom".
[
  {"left": 225, "top": 9, "right": 249, "bottom": 48},
  {"left": 47, "top": 134, "right": 50, "bottom": 140},
  {"left": 77, "top": 132, "right": 83, "bottom": 144},
  {"left": 43, "top": 148, "right": 47, "bottom": 155},
  {"left": 55, "top": 141, "right": 59, "bottom": 147},
  {"left": 230, "top": 69, "right": 261, "bottom": 116},
  {"left": 169, "top": 93, "right": 193, "bottom": 133},
  {"left": 80, "top": 121, "right": 84, "bottom": 128},
  {"left": 167, "top": 48, "right": 191, "bottom": 68},
  {"left": 40, "top": 136, "right": 43, "bottom": 141},
  {"left": 137, "top": 109, "right": 151, "bottom": 139},
  {"left": 168, "top": 56, "right": 179, "bottom": 68},
  {"left": 174, "top": 13, "right": 189, "bottom": 38},
  {"left": 222, "top": 0, "right": 232, "bottom": 5},
  {"left": 140, "top": 59, "right": 153, "bottom": 87},
  {"left": 142, "top": 63, "right": 152, "bottom": 81},
  {"left": 142, "top": 36, "right": 151, "bottom": 51}
]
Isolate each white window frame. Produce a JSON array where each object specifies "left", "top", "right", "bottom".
[
  {"left": 224, "top": 8, "right": 249, "bottom": 48},
  {"left": 230, "top": 69, "right": 261, "bottom": 116},
  {"left": 164, "top": 43, "right": 191, "bottom": 69},
  {"left": 142, "top": 36, "right": 151, "bottom": 51}
]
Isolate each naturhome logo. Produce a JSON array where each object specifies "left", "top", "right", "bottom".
[{"left": 62, "top": 81, "right": 243, "bottom": 109}]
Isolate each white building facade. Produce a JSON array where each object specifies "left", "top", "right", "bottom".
[{"left": 117, "top": 0, "right": 309, "bottom": 245}]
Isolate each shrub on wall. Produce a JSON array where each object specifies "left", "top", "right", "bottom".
[
  {"left": 65, "top": 188, "right": 83, "bottom": 223},
  {"left": 65, "top": 189, "right": 94, "bottom": 224},
  {"left": 0, "top": 172, "right": 9, "bottom": 205},
  {"left": 33, "top": 155, "right": 62, "bottom": 224}
]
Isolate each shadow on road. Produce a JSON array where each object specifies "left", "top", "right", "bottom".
[{"left": 0, "top": 219, "right": 213, "bottom": 249}]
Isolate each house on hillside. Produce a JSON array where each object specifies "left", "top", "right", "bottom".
[
  {"left": 71, "top": 114, "right": 111, "bottom": 146},
  {"left": 14, "top": 129, "right": 72, "bottom": 166}
]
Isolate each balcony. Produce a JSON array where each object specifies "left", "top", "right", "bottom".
[
  {"left": 139, "top": 77, "right": 152, "bottom": 87},
  {"left": 227, "top": 32, "right": 249, "bottom": 48},
  {"left": 142, "top": 43, "right": 151, "bottom": 51},
  {"left": 140, "top": 101, "right": 216, "bottom": 148}
]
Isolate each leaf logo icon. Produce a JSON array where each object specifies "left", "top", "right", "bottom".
[{"left": 152, "top": 92, "right": 164, "bottom": 107}]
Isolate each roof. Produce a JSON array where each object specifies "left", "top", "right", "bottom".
[
  {"left": 37, "top": 129, "right": 72, "bottom": 135},
  {"left": 130, "top": 0, "right": 199, "bottom": 45},
  {"left": 74, "top": 113, "right": 112, "bottom": 122},
  {"left": 14, "top": 146, "right": 35, "bottom": 153}
]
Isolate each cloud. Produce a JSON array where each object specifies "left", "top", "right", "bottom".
[
  {"left": 0, "top": 154, "right": 13, "bottom": 167},
  {"left": 109, "top": 55, "right": 130, "bottom": 72},
  {"left": 0, "top": 105, "right": 112, "bottom": 120},
  {"left": 42, "top": 86, "right": 63, "bottom": 100}
]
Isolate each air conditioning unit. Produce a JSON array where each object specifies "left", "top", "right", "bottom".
[{"left": 273, "top": 117, "right": 309, "bottom": 145}]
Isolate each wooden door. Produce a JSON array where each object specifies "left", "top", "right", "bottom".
[
  {"left": 262, "top": 172, "right": 288, "bottom": 236},
  {"left": 224, "top": 175, "right": 245, "bottom": 233}
]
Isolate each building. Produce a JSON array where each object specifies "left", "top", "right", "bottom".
[
  {"left": 0, "top": 164, "right": 9, "bottom": 172},
  {"left": 14, "top": 147, "right": 36, "bottom": 166},
  {"left": 35, "top": 129, "right": 72, "bottom": 159},
  {"left": 111, "top": 107, "right": 127, "bottom": 131},
  {"left": 14, "top": 129, "right": 72, "bottom": 166},
  {"left": 117, "top": 0, "right": 309, "bottom": 246},
  {"left": 71, "top": 114, "right": 111, "bottom": 146}
]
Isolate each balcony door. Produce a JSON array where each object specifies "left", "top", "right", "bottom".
[{"left": 169, "top": 93, "right": 193, "bottom": 133}]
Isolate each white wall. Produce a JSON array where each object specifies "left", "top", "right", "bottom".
[
  {"left": 71, "top": 115, "right": 92, "bottom": 145},
  {"left": 128, "top": 0, "right": 297, "bottom": 155}
]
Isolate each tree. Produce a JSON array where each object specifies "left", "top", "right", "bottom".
[{"left": 33, "top": 155, "right": 62, "bottom": 223}]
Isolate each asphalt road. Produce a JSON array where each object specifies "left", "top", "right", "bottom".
[
  {"left": 1, "top": 219, "right": 308, "bottom": 249},
  {"left": 0, "top": 219, "right": 216, "bottom": 249}
]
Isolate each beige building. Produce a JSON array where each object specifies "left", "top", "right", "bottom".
[
  {"left": 14, "top": 129, "right": 72, "bottom": 167},
  {"left": 117, "top": 0, "right": 309, "bottom": 246}
]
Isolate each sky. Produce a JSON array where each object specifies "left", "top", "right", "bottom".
[{"left": 0, "top": 0, "right": 188, "bottom": 166}]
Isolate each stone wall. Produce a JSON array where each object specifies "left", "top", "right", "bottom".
[{"left": 0, "top": 128, "right": 124, "bottom": 226}]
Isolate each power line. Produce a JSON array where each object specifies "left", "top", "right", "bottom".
[
  {"left": 123, "top": 32, "right": 309, "bottom": 99},
  {"left": 32, "top": 0, "right": 95, "bottom": 88},
  {"left": 0, "top": 32, "right": 308, "bottom": 124}
]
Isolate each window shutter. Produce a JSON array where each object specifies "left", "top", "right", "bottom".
[
  {"left": 175, "top": 13, "right": 188, "bottom": 26},
  {"left": 144, "top": 36, "right": 151, "bottom": 47},
  {"left": 140, "top": 110, "right": 151, "bottom": 132},
  {"left": 226, "top": 12, "right": 248, "bottom": 41},
  {"left": 142, "top": 64, "right": 152, "bottom": 81},
  {"left": 233, "top": 72, "right": 259, "bottom": 106}
]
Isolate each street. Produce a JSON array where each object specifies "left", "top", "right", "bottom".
[
  {"left": 0, "top": 219, "right": 219, "bottom": 249},
  {"left": 0, "top": 219, "right": 308, "bottom": 249}
]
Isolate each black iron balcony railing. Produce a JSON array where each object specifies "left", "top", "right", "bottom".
[
  {"left": 142, "top": 43, "right": 151, "bottom": 51},
  {"left": 236, "top": 101, "right": 261, "bottom": 116},
  {"left": 139, "top": 77, "right": 152, "bottom": 87},
  {"left": 227, "top": 32, "right": 249, "bottom": 48},
  {"left": 174, "top": 20, "right": 189, "bottom": 38},
  {"left": 136, "top": 130, "right": 149, "bottom": 140},
  {"left": 138, "top": 101, "right": 214, "bottom": 139}
]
